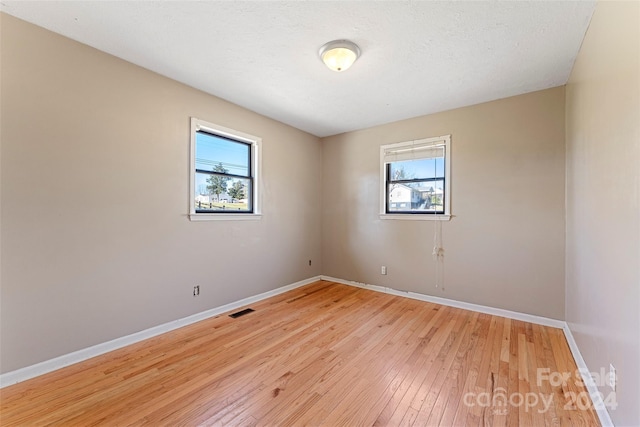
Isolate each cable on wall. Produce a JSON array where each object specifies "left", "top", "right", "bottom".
[
  {"left": 430, "top": 142, "right": 445, "bottom": 291},
  {"left": 432, "top": 219, "right": 444, "bottom": 290}
]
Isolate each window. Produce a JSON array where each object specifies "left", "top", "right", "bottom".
[
  {"left": 380, "top": 135, "right": 451, "bottom": 220},
  {"left": 189, "top": 118, "right": 261, "bottom": 220}
]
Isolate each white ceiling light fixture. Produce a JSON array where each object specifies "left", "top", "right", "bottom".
[{"left": 319, "top": 40, "right": 361, "bottom": 72}]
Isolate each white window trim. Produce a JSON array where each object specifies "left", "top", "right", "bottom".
[
  {"left": 379, "top": 135, "right": 452, "bottom": 221},
  {"left": 189, "top": 117, "right": 262, "bottom": 221}
]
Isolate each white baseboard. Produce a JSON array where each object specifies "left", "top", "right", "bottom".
[
  {"left": 321, "top": 275, "right": 614, "bottom": 426},
  {"left": 562, "top": 324, "right": 615, "bottom": 427},
  {"left": 0, "top": 275, "right": 321, "bottom": 388},
  {"left": 321, "top": 275, "right": 566, "bottom": 328}
]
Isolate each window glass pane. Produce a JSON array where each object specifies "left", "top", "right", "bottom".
[
  {"left": 389, "top": 157, "right": 444, "bottom": 181},
  {"left": 195, "top": 172, "right": 251, "bottom": 212},
  {"left": 387, "top": 180, "right": 444, "bottom": 212},
  {"left": 195, "top": 131, "right": 249, "bottom": 177}
]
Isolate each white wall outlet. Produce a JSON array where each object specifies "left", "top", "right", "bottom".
[
  {"left": 381, "top": 266, "right": 387, "bottom": 275},
  {"left": 608, "top": 364, "right": 616, "bottom": 390},
  {"left": 193, "top": 285, "right": 200, "bottom": 297}
]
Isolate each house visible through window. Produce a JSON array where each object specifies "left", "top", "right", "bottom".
[
  {"left": 380, "top": 135, "right": 451, "bottom": 219},
  {"left": 190, "top": 118, "right": 261, "bottom": 220}
]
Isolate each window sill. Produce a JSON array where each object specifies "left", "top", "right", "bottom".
[
  {"left": 379, "top": 214, "right": 451, "bottom": 221},
  {"left": 189, "top": 213, "right": 262, "bottom": 221}
]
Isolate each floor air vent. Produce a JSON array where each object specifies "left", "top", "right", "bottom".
[{"left": 229, "top": 308, "right": 255, "bottom": 318}]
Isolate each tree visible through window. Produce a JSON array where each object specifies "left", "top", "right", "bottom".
[
  {"left": 380, "top": 135, "right": 451, "bottom": 218},
  {"left": 206, "top": 163, "right": 232, "bottom": 204},
  {"left": 190, "top": 118, "right": 261, "bottom": 218},
  {"left": 387, "top": 156, "right": 445, "bottom": 213}
]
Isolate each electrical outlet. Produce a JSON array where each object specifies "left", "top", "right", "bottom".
[
  {"left": 381, "top": 266, "right": 387, "bottom": 275},
  {"left": 193, "top": 285, "right": 200, "bottom": 297},
  {"left": 609, "top": 364, "right": 616, "bottom": 390},
  {"left": 308, "top": 259, "right": 312, "bottom": 266}
]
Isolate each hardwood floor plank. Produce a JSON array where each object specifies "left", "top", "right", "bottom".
[
  {"left": 435, "top": 312, "right": 481, "bottom": 427},
  {"left": 450, "top": 313, "right": 489, "bottom": 426},
  {"left": 0, "top": 281, "right": 600, "bottom": 426},
  {"left": 414, "top": 312, "right": 476, "bottom": 426},
  {"left": 313, "top": 304, "right": 434, "bottom": 426},
  {"left": 380, "top": 310, "right": 458, "bottom": 425}
]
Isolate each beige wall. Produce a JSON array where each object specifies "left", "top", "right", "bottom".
[
  {"left": 322, "top": 87, "right": 567, "bottom": 319},
  {"left": 0, "top": 14, "right": 322, "bottom": 373},
  {"left": 565, "top": 1, "right": 640, "bottom": 425}
]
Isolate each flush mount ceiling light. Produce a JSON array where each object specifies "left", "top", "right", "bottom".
[{"left": 319, "top": 40, "right": 361, "bottom": 72}]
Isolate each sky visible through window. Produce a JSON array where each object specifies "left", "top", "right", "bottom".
[
  {"left": 389, "top": 157, "right": 444, "bottom": 190},
  {"left": 387, "top": 157, "right": 445, "bottom": 213},
  {"left": 195, "top": 131, "right": 249, "bottom": 195}
]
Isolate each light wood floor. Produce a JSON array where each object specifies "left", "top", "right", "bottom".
[{"left": 1, "top": 280, "right": 600, "bottom": 426}]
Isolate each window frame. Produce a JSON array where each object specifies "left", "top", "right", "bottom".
[
  {"left": 189, "top": 117, "right": 262, "bottom": 221},
  {"left": 379, "top": 135, "right": 451, "bottom": 221}
]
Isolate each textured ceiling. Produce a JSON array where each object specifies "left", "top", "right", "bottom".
[{"left": 1, "top": 1, "right": 595, "bottom": 137}]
